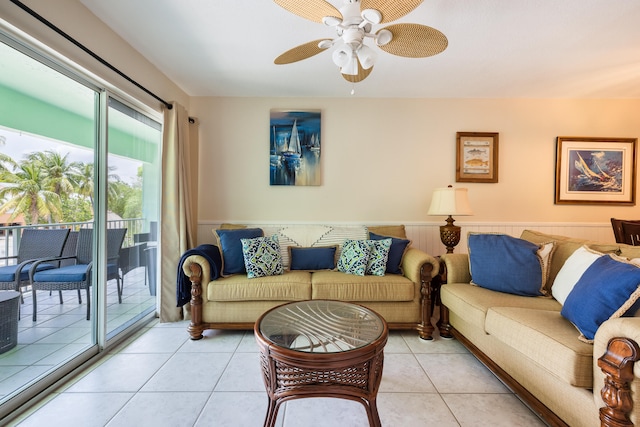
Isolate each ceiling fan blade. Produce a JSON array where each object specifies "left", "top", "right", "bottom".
[
  {"left": 342, "top": 60, "right": 373, "bottom": 83},
  {"left": 273, "top": 0, "right": 342, "bottom": 23},
  {"left": 360, "top": 0, "right": 424, "bottom": 24},
  {"left": 377, "top": 23, "right": 448, "bottom": 58},
  {"left": 274, "top": 39, "right": 333, "bottom": 64}
]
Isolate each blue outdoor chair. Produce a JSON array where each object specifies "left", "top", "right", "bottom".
[
  {"left": 0, "top": 228, "right": 70, "bottom": 293},
  {"left": 29, "top": 228, "right": 127, "bottom": 321}
]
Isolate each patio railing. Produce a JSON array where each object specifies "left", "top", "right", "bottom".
[{"left": 0, "top": 219, "right": 150, "bottom": 266}]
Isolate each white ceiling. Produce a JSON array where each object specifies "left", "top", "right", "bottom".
[{"left": 79, "top": 0, "right": 640, "bottom": 99}]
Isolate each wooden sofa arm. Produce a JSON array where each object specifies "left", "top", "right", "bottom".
[
  {"left": 598, "top": 337, "right": 640, "bottom": 427},
  {"left": 187, "top": 262, "right": 205, "bottom": 340},
  {"left": 595, "top": 318, "right": 640, "bottom": 427}
]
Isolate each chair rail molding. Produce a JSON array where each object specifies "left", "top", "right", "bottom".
[{"left": 197, "top": 221, "right": 615, "bottom": 256}]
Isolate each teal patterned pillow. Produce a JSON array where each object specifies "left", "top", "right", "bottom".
[
  {"left": 241, "top": 235, "right": 284, "bottom": 279},
  {"left": 366, "top": 238, "right": 392, "bottom": 276},
  {"left": 337, "top": 239, "right": 371, "bottom": 276}
]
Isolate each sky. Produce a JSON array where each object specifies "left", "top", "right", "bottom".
[{"left": 0, "top": 126, "right": 141, "bottom": 184}]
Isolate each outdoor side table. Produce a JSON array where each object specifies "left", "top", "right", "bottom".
[
  {"left": 0, "top": 291, "right": 20, "bottom": 354},
  {"left": 255, "top": 300, "right": 388, "bottom": 427}
]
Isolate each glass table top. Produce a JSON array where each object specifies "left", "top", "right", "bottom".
[{"left": 258, "top": 300, "right": 385, "bottom": 353}]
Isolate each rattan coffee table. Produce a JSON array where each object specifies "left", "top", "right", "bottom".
[{"left": 255, "top": 300, "right": 388, "bottom": 427}]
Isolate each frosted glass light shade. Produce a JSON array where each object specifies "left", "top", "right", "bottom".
[{"left": 427, "top": 187, "right": 473, "bottom": 216}]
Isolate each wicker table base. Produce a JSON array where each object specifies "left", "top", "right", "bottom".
[
  {"left": 0, "top": 291, "right": 20, "bottom": 354},
  {"left": 255, "top": 300, "right": 388, "bottom": 427}
]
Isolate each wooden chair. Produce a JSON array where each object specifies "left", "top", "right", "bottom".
[
  {"left": 610, "top": 218, "right": 640, "bottom": 244},
  {"left": 622, "top": 221, "right": 640, "bottom": 246}
]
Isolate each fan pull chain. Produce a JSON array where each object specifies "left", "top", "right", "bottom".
[{"left": 350, "top": 83, "right": 355, "bottom": 96}]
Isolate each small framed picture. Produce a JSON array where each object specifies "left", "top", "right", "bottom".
[
  {"left": 555, "top": 136, "right": 637, "bottom": 205},
  {"left": 456, "top": 132, "right": 499, "bottom": 183}
]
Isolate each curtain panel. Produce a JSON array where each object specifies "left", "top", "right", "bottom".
[{"left": 160, "top": 102, "right": 197, "bottom": 322}]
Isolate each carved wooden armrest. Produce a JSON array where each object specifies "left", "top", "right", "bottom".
[{"left": 598, "top": 337, "right": 640, "bottom": 427}]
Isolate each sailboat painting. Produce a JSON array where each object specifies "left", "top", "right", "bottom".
[
  {"left": 568, "top": 149, "right": 622, "bottom": 192},
  {"left": 270, "top": 110, "right": 321, "bottom": 186},
  {"left": 555, "top": 137, "right": 637, "bottom": 205}
]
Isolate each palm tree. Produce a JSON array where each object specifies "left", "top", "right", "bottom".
[
  {"left": 0, "top": 136, "right": 17, "bottom": 175},
  {"left": 26, "top": 150, "right": 81, "bottom": 195},
  {"left": 75, "top": 163, "right": 94, "bottom": 214},
  {"left": 0, "top": 162, "right": 62, "bottom": 224}
]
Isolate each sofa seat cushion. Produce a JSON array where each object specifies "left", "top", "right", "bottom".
[
  {"left": 311, "top": 271, "right": 414, "bottom": 302},
  {"left": 207, "top": 271, "right": 311, "bottom": 301},
  {"left": 440, "top": 283, "right": 562, "bottom": 332},
  {"left": 485, "top": 307, "right": 594, "bottom": 388}
]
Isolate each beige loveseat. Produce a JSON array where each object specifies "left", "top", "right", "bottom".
[
  {"left": 183, "top": 225, "right": 440, "bottom": 341},
  {"left": 439, "top": 229, "right": 640, "bottom": 427}
]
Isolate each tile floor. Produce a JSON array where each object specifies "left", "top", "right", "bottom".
[
  {"left": 10, "top": 319, "right": 548, "bottom": 427},
  {"left": 0, "top": 267, "right": 155, "bottom": 404}
]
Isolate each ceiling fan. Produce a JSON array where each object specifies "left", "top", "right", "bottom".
[{"left": 273, "top": 0, "right": 448, "bottom": 84}]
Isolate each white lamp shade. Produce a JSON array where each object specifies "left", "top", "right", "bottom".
[
  {"left": 356, "top": 44, "right": 377, "bottom": 69},
  {"left": 427, "top": 187, "right": 473, "bottom": 216}
]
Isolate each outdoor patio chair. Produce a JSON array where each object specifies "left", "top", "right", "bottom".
[
  {"left": 29, "top": 228, "right": 127, "bottom": 321},
  {"left": 0, "top": 228, "right": 70, "bottom": 293}
]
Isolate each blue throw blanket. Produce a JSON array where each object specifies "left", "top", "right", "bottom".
[{"left": 176, "top": 244, "right": 221, "bottom": 307}]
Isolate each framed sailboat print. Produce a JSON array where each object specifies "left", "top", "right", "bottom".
[
  {"left": 555, "top": 136, "right": 637, "bottom": 205},
  {"left": 270, "top": 109, "right": 321, "bottom": 186}
]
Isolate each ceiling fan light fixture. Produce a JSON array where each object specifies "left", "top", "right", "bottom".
[
  {"left": 361, "top": 8, "right": 382, "bottom": 25},
  {"left": 375, "top": 29, "right": 393, "bottom": 46},
  {"left": 341, "top": 55, "right": 358, "bottom": 76},
  {"left": 356, "top": 44, "right": 376, "bottom": 69},
  {"left": 322, "top": 16, "right": 342, "bottom": 27},
  {"left": 332, "top": 47, "right": 351, "bottom": 68}
]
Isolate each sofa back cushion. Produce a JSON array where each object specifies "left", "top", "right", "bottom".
[{"left": 520, "top": 229, "right": 620, "bottom": 292}]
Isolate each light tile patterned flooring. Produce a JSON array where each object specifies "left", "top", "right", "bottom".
[{"left": 10, "top": 314, "right": 549, "bottom": 427}]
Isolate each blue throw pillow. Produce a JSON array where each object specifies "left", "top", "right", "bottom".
[
  {"left": 289, "top": 246, "right": 337, "bottom": 270},
  {"left": 369, "top": 232, "right": 410, "bottom": 274},
  {"left": 366, "top": 238, "right": 392, "bottom": 276},
  {"left": 337, "top": 239, "right": 371, "bottom": 276},
  {"left": 468, "top": 233, "right": 555, "bottom": 296},
  {"left": 241, "top": 235, "right": 283, "bottom": 279},
  {"left": 215, "top": 228, "right": 263, "bottom": 275},
  {"left": 561, "top": 255, "right": 640, "bottom": 341}
]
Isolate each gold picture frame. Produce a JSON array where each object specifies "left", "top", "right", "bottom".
[
  {"left": 456, "top": 132, "right": 499, "bottom": 183},
  {"left": 555, "top": 136, "right": 637, "bottom": 205}
]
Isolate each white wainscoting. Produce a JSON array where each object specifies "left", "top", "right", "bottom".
[{"left": 197, "top": 221, "right": 615, "bottom": 256}]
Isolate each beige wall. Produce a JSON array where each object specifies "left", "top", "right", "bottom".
[{"left": 192, "top": 97, "right": 640, "bottom": 224}]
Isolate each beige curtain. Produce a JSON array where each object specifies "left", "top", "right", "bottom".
[{"left": 159, "top": 102, "right": 198, "bottom": 322}]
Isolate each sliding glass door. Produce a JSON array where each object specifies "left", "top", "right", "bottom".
[
  {"left": 106, "top": 98, "right": 160, "bottom": 337},
  {"left": 0, "top": 33, "right": 160, "bottom": 417}
]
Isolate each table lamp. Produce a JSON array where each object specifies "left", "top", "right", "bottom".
[{"left": 427, "top": 185, "right": 473, "bottom": 253}]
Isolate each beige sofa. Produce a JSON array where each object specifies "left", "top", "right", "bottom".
[
  {"left": 183, "top": 225, "right": 440, "bottom": 341},
  {"left": 439, "top": 229, "right": 640, "bottom": 427}
]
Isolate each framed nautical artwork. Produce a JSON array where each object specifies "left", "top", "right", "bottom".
[
  {"left": 555, "top": 136, "right": 637, "bottom": 205},
  {"left": 456, "top": 132, "right": 499, "bottom": 183},
  {"left": 270, "top": 109, "right": 321, "bottom": 186}
]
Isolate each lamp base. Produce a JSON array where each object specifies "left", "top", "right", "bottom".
[{"left": 439, "top": 215, "right": 461, "bottom": 254}]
